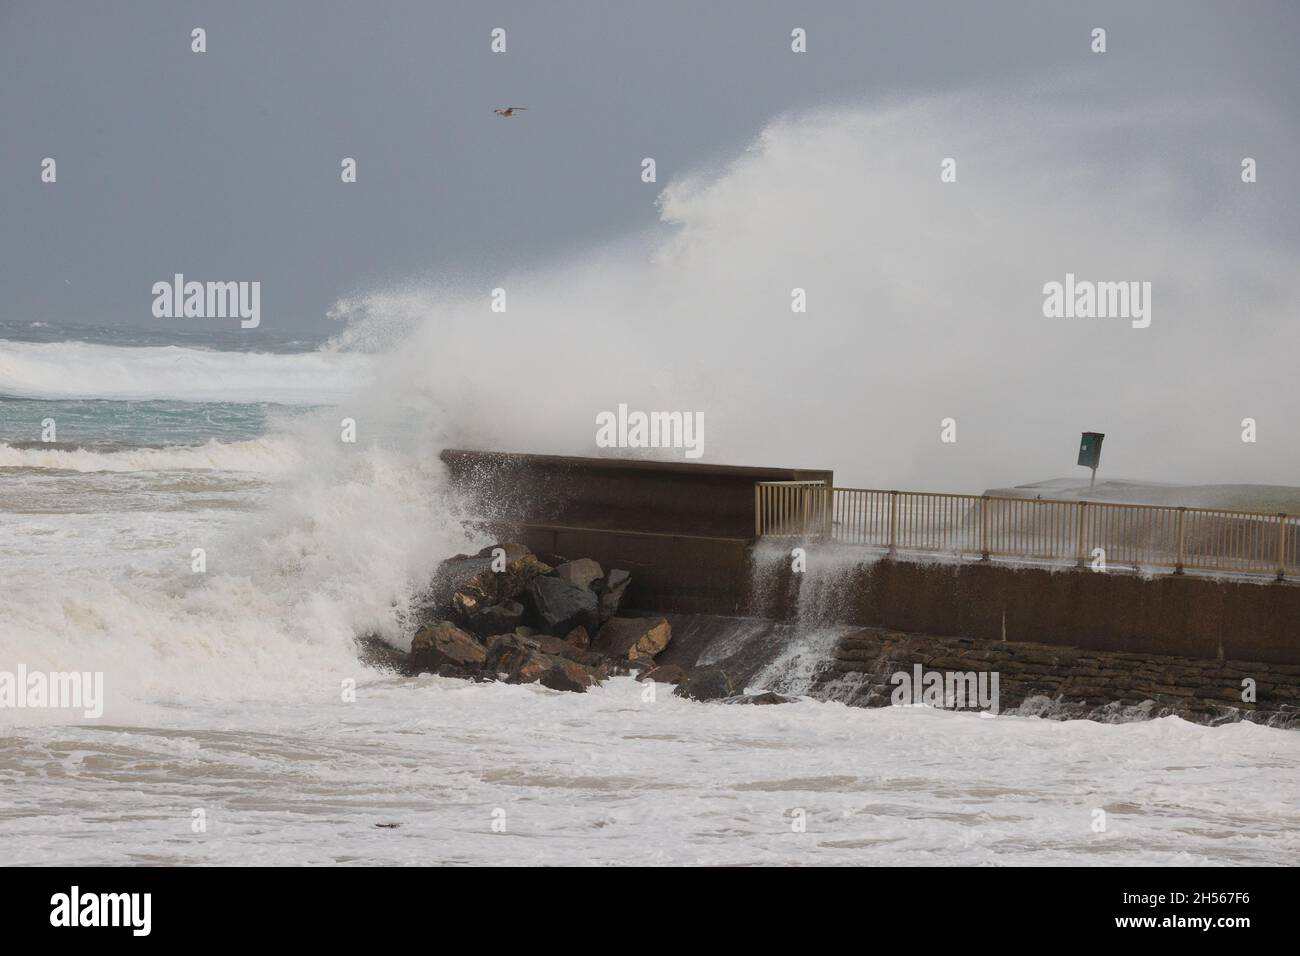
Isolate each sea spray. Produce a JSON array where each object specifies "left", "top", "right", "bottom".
[{"left": 329, "top": 92, "right": 1299, "bottom": 491}]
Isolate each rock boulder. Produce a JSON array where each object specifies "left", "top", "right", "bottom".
[
  {"left": 526, "top": 575, "right": 599, "bottom": 636},
  {"left": 554, "top": 558, "right": 603, "bottom": 590},
  {"left": 598, "top": 569, "right": 632, "bottom": 622},
  {"left": 540, "top": 660, "right": 598, "bottom": 693},
  {"left": 483, "top": 633, "right": 541, "bottom": 677},
  {"left": 727, "top": 691, "right": 795, "bottom": 705},
  {"left": 410, "top": 622, "right": 487, "bottom": 674},
  {"left": 467, "top": 599, "right": 525, "bottom": 638},
  {"left": 594, "top": 617, "right": 672, "bottom": 661},
  {"left": 674, "top": 668, "right": 735, "bottom": 701},
  {"left": 637, "top": 664, "right": 687, "bottom": 685}
]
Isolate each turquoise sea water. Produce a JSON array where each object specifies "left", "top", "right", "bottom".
[
  {"left": 0, "top": 397, "right": 294, "bottom": 448},
  {"left": 0, "top": 318, "right": 359, "bottom": 457}
]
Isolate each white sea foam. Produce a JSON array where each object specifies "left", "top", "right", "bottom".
[
  {"left": 0, "top": 441, "right": 471, "bottom": 724},
  {"left": 2, "top": 679, "right": 1297, "bottom": 865}
]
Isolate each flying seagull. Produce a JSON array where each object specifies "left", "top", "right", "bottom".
[{"left": 493, "top": 106, "right": 528, "bottom": 117}]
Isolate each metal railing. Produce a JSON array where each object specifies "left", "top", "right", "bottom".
[
  {"left": 754, "top": 481, "right": 1300, "bottom": 580},
  {"left": 754, "top": 480, "right": 833, "bottom": 539}
]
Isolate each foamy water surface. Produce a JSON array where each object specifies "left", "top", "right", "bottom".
[{"left": 4, "top": 678, "right": 1298, "bottom": 866}]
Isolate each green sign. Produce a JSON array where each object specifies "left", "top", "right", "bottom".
[{"left": 1078, "top": 432, "right": 1105, "bottom": 469}]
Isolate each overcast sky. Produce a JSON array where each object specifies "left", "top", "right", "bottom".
[{"left": 2, "top": 0, "right": 1298, "bottom": 334}]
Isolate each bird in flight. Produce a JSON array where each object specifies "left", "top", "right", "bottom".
[{"left": 493, "top": 107, "right": 528, "bottom": 117}]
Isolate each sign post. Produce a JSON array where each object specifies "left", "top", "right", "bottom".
[{"left": 1078, "top": 431, "right": 1105, "bottom": 489}]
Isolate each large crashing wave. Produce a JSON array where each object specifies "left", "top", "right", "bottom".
[{"left": 333, "top": 92, "right": 1300, "bottom": 491}]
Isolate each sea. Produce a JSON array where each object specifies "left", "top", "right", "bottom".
[{"left": 1, "top": 318, "right": 1298, "bottom": 866}]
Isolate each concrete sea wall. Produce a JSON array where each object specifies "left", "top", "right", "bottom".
[
  {"left": 812, "top": 627, "right": 1300, "bottom": 727},
  {"left": 751, "top": 552, "right": 1300, "bottom": 666}
]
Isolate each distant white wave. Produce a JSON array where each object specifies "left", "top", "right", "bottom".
[
  {"left": 0, "top": 436, "right": 303, "bottom": 473},
  {"left": 0, "top": 340, "right": 373, "bottom": 404}
]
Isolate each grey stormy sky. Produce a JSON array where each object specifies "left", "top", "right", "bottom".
[{"left": 2, "top": 0, "right": 1298, "bottom": 334}]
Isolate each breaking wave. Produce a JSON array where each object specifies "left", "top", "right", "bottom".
[
  {"left": 0, "top": 340, "right": 372, "bottom": 404},
  {"left": 0, "top": 436, "right": 304, "bottom": 473}
]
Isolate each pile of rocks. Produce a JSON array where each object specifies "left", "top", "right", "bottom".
[{"left": 409, "top": 543, "right": 680, "bottom": 693}]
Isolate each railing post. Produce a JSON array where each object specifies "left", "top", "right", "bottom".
[
  {"left": 888, "top": 490, "right": 898, "bottom": 556},
  {"left": 1075, "top": 501, "right": 1088, "bottom": 569},
  {"left": 823, "top": 483, "right": 832, "bottom": 540},
  {"left": 1174, "top": 507, "right": 1186, "bottom": 574},
  {"left": 754, "top": 483, "right": 762, "bottom": 538},
  {"left": 1277, "top": 513, "right": 1287, "bottom": 583},
  {"left": 980, "top": 495, "right": 990, "bottom": 561}
]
